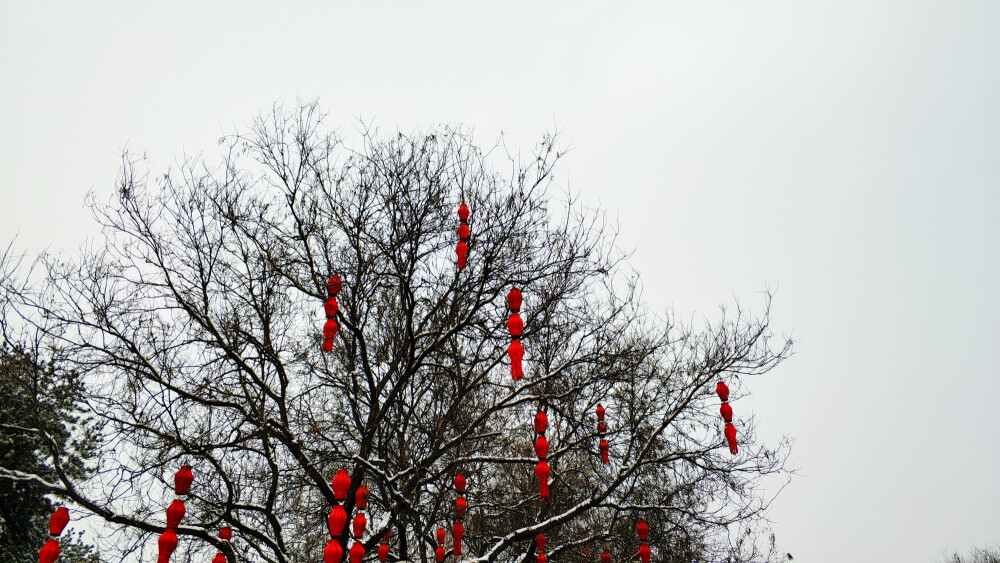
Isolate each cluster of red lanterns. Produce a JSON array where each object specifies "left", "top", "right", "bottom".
[
  {"left": 716, "top": 382, "right": 738, "bottom": 455},
  {"left": 536, "top": 534, "right": 547, "bottom": 563},
  {"left": 636, "top": 520, "right": 651, "bottom": 563},
  {"left": 456, "top": 203, "right": 470, "bottom": 269},
  {"left": 158, "top": 466, "right": 192, "bottom": 563},
  {"left": 322, "top": 275, "right": 342, "bottom": 353},
  {"left": 325, "top": 470, "right": 350, "bottom": 563},
  {"left": 533, "top": 410, "right": 550, "bottom": 499},
  {"left": 507, "top": 288, "right": 524, "bottom": 380},
  {"left": 435, "top": 526, "right": 447, "bottom": 562},
  {"left": 596, "top": 404, "right": 609, "bottom": 465},
  {"left": 38, "top": 506, "right": 69, "bottom": 563},
  {"left": 452, "top": 473, "right": 466, "bottom": 556},
  {"left": 211, "top": 526, "right": 233, "bottom": 563}
]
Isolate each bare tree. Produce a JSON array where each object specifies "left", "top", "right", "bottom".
[{"left": 1, "top": 102, "right": 793, "bottom": 563}]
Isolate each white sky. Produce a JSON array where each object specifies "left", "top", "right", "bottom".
[{"left": 2, "top": 2, "right": 998, "bottom": 562}]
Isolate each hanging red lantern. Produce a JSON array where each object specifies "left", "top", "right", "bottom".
[
  {"left": 352, "top": 513, "right": 367, "bottom": 538},
  {"left": 324, "top": 296, "right": 340, "bottom": 318},
  {"left": 508, "top": 340, "right": 524, "bottom": 380},
  {"left": 454, "top": 496, "right": 467, "bottom": 518},
  {"left": 720, "top": 402, "right": 733, "bottom": 423},
  {"left": 329, "top": 505, "right": 348, "bottom": 537},
  {"left": 725, "top": 423, "right": 738, "bottom": 454},
  {"left": 174, "top": 466, "right": 193, "bottom": 495},
  {"left": 39, "top": 539, "right": 60, "bottom": 563},
  {"left": 356, "top": 484, "right": 370, "bottom": 509},
  {"left": 536, "top": 534, "right": 546, "bottom": 550},
  {"left": 452, "top": 521, "right": 464, "bottom": 555},
  {"left": 322, "top": 275, "right": 342, "bottom": 352},
  {"left": 165, "top": 499, "right": 186, "bottom": 528},
  {"left": 324, "top": 539, "right": 344, "bottom": 563},
  {"left": 437, "top": 527, "right": 446, "bottom": 545},
  {"left": 219, "top": 527, "right": 232, "bottom": 541},
  {"left": 537, "top": 554, "right": 548, "bottom": 563},
  {"left": 596, "top": 404, "right": 605, "bottom": 421},
  {"left": 213, "top": 553, "right": 226, "bottom": 563},
  {"left": 637, "top": 520, "right": 648, "bottom": 541},
  {"left": 507, "top": 287, "right": 522, "bottom": 311},
  {"left": 601, "top": 551, "right": 611, "bottom": 563},
  {"left": 599, "top": 439, "right": 610, "bottom": 464},
  {"left": 456, "top": 204, "right": 471, "bottom": 270},
  {"left": 349, "top": 541, "right": 365, "bottom": 563},
  {"left": 535, "top": 435, "right": 549, "bottom": 460},
  {"left": 716, "top": 381, "right": 729, "bottom": 402},
  {"left": 507, "top": 287, "right": 524, "bottom": 380},
  {"left": 534, "top": 411, "right": 548, "bottom": 434},
  {"left": 158, "top": 529, "right": 179, "bottom": 562},
  {"left": 454, "top": 473, "right": 466, "bottom": 493},
  {"left": 456, "top": 241, "right": 468, "bottom": 269},
  {"left": 327, "top": 275, "right": 342, "bottom": 295},
  {"left": 378, "top": 543, "right": 390, "bottom": 562},
  {"left": 436, "top": 545, "right": 446, "bottom": 563},
  {"left": 507, "top": 313, "right": 523, "bottom": 338},
  {"left": 638, "top": 544, "right": 651, "bottom": 563},
  {"left": 332, "top": 470, "right": 351, "bottom": 501},
  {"left": 535, "top": 460, "right": 550, "bottom": 499},
  {"left": 49, "top": 506, "right": 70, "bottom": 536}
]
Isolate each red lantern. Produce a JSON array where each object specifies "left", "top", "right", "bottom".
[
  {"left": 353, "top": 513, "right": 367, "bottom": 538},
  {"left": 720, "top": 402, "right": 733, "bottom": 423},
  {"left": 378, "top": 543, "right": 390, "bottom": 562},
  {"left": 323, "top": 276, "right": 342, "bottom": 352},
  {"left": 716, "top": 381, "right": 729, "bottom": 402},
  {"left": 436, "top": 545, "right": 446, "bottom": 563},
  {"left": 329, "top": 505, "right": 348, "bottom": 537},
  {"left": 599, "top": 439, "right": 610, "bottom": 464},
  {"left": 535, "top": 460, "right": 550, "bottom": 499},
  {"left": 165, "top": 499, "right": 186, "bottom": 528},
  {"left": 637, "top": 520, "right": 648, "bottom": 541},
  {"left": 537, "top": 554, "right": 548, "bottom": 563},
  {"left": 174, "top": 466, "right": 193, "bottom": 495},
  {"left": 213, "top": 553, "right": 226, "bottom": 563},
  {"left": 39, "top": 539, "right": 60, "bottom": 563},
  {"left": 534, "top": 411, "right": 548, "bottom": 434},
  {"left": 332, "top": 470, "right": 351, "bottom": 501},
  {"left": 456, "top": 204, "right": 471, "bottom": 270},
  {"left": 725, "top": 423, "right": 738, "bottom": 454},
  {"left": 49, "top": 506, "right": 70, "bottom": 536},
  {"left": 457, "top": 222, "right": 470, "bottom": 240},
  {"left": 536, "top": 534, "right": 546, "bottom": 550},
  {"left": 507, "top": 313, "right": 523, "bottom": 337},
  {"left": 458, "top": 204, "right": 470, "bottom": 222},
  {"left": 349, "top": 541, "right": 365, "bottom": 563},
  {"left": 356, "top": 484, "right": 370, "bottom": 509},
  {"left": 219, "top": 526, "right": 232, "bottom": 541},
  {"left": 454, "top": 496, "right": 467, "bottom": 518},
  {"left": 324, "top": 539, "right": 343, "bottom": 563},
  {"left": 327, "top": 275, "right": 342, "bottom": 296},
  {"left": 508, "top": 340, "right": 524, "bottom": 380},
  {"left": 324, "top": 297, "right": 339, "bottom": 318},
  {"left": 639, "top": 544, "right": 651, "bottom": 563},
  {"left": 456, "top": 241, "right": 468, "bottom": 269},
  {"left": 535, "top": 436, "right": 549, "bottom": 460},
  {"left": 596, "top": 404, "right": 605, "bottom": 421},
  {"left": 158, "top": 529, "right": 179, "bottom": 562},
  {"left": 452, "top": 521, "right": 464, "bottom": 555},
  {"left": 601, "top": 551, "right": 611, "bottom": 563},
  {"left": 454, "top": 473, "right": 466, "bottom": 493},
  {"left": 507, "top": 288, "right": 522, "bottom": 311},
  {"left": 437, "top": 527, "right": 446, "bottom": 545},
  {"left": 323, "top": 319, "right": 339, "bottom": 352}
]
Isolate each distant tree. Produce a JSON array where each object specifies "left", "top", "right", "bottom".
[
  {"left": 0, "top": 103, "right": 793, "bottom": 563},
  {"left": 939, "top": 547, "right": 1000, "bottom": 563}
]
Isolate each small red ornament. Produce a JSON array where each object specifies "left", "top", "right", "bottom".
[
  {"left": 639, "top": 543, "right": 651, "bottom": 563},
  {"left": 508, "top": 340, "right": 524, "bottom": 380},
  {"left": 454, "top": 473, "right": 466, "bottom": 493},
  {"left": 596, "top": 404, "right": 605, "bottom": 421},
  {"left": 725, "top": 422, "right": 738, "bottom": 454},
  {"left": 601, "top": 550, "right": 611, "bottom": 563},
  {"left": 356, "top": 484, "right": 370, "bottom": 509},
  {"left": 165, "top": 499, "right": 186, "bottom": 528},
  {"left": 535, "top": 435, "right": 549, "bottom": 460},
  {"left": 507, "top": 288, "right": 522, "bottom": 311},
  {"left": 219, "top": 526, "right": 232, "bottom": 541},
  {"left": 49, "top": 506, "right": 70, "bottom": 536},
  {"left": 353, "top": 513, "right": 367, "bottom": 538},
  {"left": 454, "top": 496, "right": 467, "bottom": 518},
  {"left": 535, "top": 460, "right": 550, "bottom": 499},
  {"left": 349, "top": 541, "right": 365, "bottom": 563},
  {"left": 720, "top": 402, "right": 733, "bottom": 423},
  {"left": 327, "top": 275, "right": 342, "bottom": 296},
  {"left": 456, "top": 241, "right": 468, "bottom": 269},
  {"left": 213, "top": 553, "right": 226, "bottom": 563},
  {"left": 379, "top": 543, "right": 390, "bottom": 562},
  {"left": 436, "top": 545, "right": 446, "bottom": 563},
  {"left": 599, "top": 439, "right": 610, "bottom": 464},
  {"left": 329, "top": 505, "right": 348, "bottom": 537},
  {"left": 332, "top": 470, "right": 351, "bottom": 501},
  {"left": 537, "top": 553, "right": 548, "bottom": 563},
  {"left": 39, "top": 539, "right": 60, "bottom": 563},
  {"left": 322, "top": 276, "right": 342, "bottom": 352},
  {"left": 437, "top": 527, "right": 446, "bottom": 545},
  {"left": 452, "top": 521, "right": 464, "bottom": 555},
  {"left": 174, "top": 466, "right": 194, "bottom": 495},
  {"left": 324, "top": 539, "right": 343, "bottom": 563},
  {"left": 716, "top": 381, "right": 729, "bottom": 402},
  {"left": 507, "top": 313, "right": 523, "bottom": 337},
  {"left": 458, "top": 204, "right": 470, "bottom": 222},
  {"left": 534, "top": 411, "right": 548, "bottom": 434},
  {"left": 637, "top": 520, "right": 648, "bottom": 541},
  {"left": 536, "top": 534, "right": 546, "bottom": 550},
  {"left": 158, "top": 529, "right": 179, "bottom": 562},
  {"left": 324, "top": 297, "right": 339, "bottom": 318}
]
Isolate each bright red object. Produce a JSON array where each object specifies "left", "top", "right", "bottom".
[
  {"left": 213, "top": 553, "right": 226, "bottom": 563},
  {"left": 637, "top": 520, "right": 648, "bottom": 541},
  {"left": 49, "top": 506, "right": 69, "bottom": 536},
  {"left": 536, "top": 534, "right": 546, "bottom": 550},
  {"left": 716, "top": 381, "right": 729, "bottom": 402},
  {"left": 507, "top": 288, "right": 522, "bottom": 311},
  {"left": 457, "top": 222, "right": 470, "bottom": 240},
  {"left": 437, "top": 527, "right": 446, "bottom": 545},
  {"left": 349, "top": 541, "right": 365, "bottom": 563},
  {"left": 454, "top": 496, "right": 467, "bottom": 518},
  {"left": 39, "top": 539, "right": 60, "bottom": 563},
  {"left": 537, "top": 553, "right": 548, "bottom": 563},
  {"left": 378, "top": 543, "right": 390, "bottom": 562},
  {"left": 329, "top": 505, "right": 348, "bottom": 537},
  {"left": 601, "top": 551, "right": 611, "bottom": 563},
  {"left": 452, "top": 521, "right": 464, "bottom": 555},
  {"left": 458, "top": 204, "right": 470, "bottom": 222},
  {"left": 535, "top": 436, "right": 549, "bottom": 460},
  {"left": 639, "top": 543, "right": 651, "bottom": 563},
  {"left": 436, "top": 545, "right": 446, "bottom": 563},
  {"left": 535, "top": 460, "right": 550, "bottom": 498},
  {"left": 324, "top": 539, "right": 343, "bottom": 563},
  {"left": 356, "top": 484, "right": 370, "bottom": 509},
  {"left": 534, "top": 410, "right": 548, "bottom": 434},
  {"left": 324, "top": 297, "right": 339, "bottom": 318},
  {"left": 165, "top": 499, "right": 186, "bottom": 528},
  {"left": 456, "top": 241, "right": 468, "bottom": 269},
  {"left": 599, "top": 439, "right": 610, "bottom": 464},
  {"left": 725, "top": 423, "right": 738, "bottom": 454},
  {"left": 332, "top": 470, "right": 351, "bottom": 501},
  {"left": 507, "top": 313, "right": 523, "bottom": 337},
  {"left": 508, "top": 340, "right": 524, "bottom": 380},
  {"left": 454, "top": 473, "right": 466, "bottom": 493},
  {"left": 720, "top": 402, "right": 733, "bottom": 423},
  {"left": 596, "top": 404, "right": 605, "bottom": 421},
  {"left": 352, "top": 512, "right": 367, "bottom": 538},
  {"left": 327, "top": 276, "right": 342, "bottom": 296},
  {"left": 158, "top": 529, "right": 178, "bottom": 562},
  {"left": 174, "top": 466, "right": 193, "bottom": 495},
  {"left": 219, "top": 526, "right": 232, "bottom": 541}
]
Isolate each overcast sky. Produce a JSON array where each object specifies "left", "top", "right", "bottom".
[{"left": 2, "top": 2, "right": 998, "bottom": 562}]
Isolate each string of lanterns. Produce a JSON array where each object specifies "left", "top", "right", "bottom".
[
  {"left": 637, "top": 520, "right": 651, "bottom": 563},
  {"left": 322, "top": 275, "right": 342, "bottom": 353},
  {"left": 38, "top": 507, "right": 69, "bottom": 563},
  {"left": 351, "top": 483, "right": 369, "bottom": 563},
  {"left": 716, "top": 382, "right": 738, "bottom": 455},
  {"left": 211, "top": 526, "right": 232, "bottom": 563},
  {"left": 596, "top": 404, "right": 609, "bottom": 465},
  {"left": 456, "top": 203, "right": 470, "bottom": 269},
  {"left": 326, "top": 469, "right": 351, "bottom": 563},
  {"left": 435, "top": 526, "right": 447, "bottom": 562},
  {"left": 157, "top": 466, "right": 193, "bottom": 563},
  {"left": 507, "top": 287, "right": 524, "bottom": 381},
  {"left": 534, "top": 410, "right": 550, "bottom": 499},
  {"left": 536, "top": 534, "right": 547, "bottom": 563},
  {"left": 452, "top": 473, "right": 466, "bottom": 556}
]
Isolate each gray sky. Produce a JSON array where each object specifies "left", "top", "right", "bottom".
[{"left": 2, "top": 2, "right": 998, "bottom": 561}]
